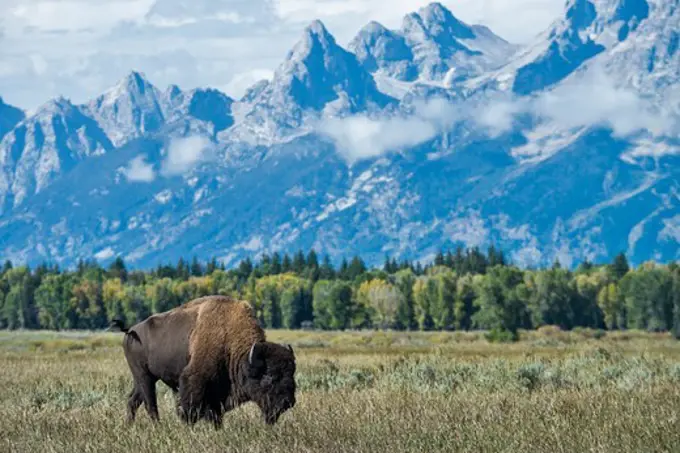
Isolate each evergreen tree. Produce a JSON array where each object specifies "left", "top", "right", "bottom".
[
  {"left": 347, "top": 256, "right": 367, "bottom": 281},
  {"left": 271, "top": 253, "right": 283, "bottom": 275},
  {"left": 108, "top": 257, "right": 128, "bottom": 282},
  {"left": 576, "top": 259, "right": 594, "bottom": 274},
  {"left": 282, "top": 254, "right": 293, "bottom": 273},
  {"left": 305, "top": 250, "right": 320, "bottom": 282},
  {"left": 609, "top": 252, "right": 630, "bottom": 281},
  {"left": 338, "top": 258, "right": 350, "bottom": 280},
  {"left": 319, "top": 255, "right": 335, "bottom": 280},
  {"left": 1, "top": 260, "right": 13, "bottom": 275},
  {"left": 453, "top": 246, "right": 465, "bottom": 274},
  {"left": 206, "top": 257, "right": 219, "bottom": 275},
  {"left": 176, "top": 258, "right": 190, "bottom": 280},
  {"left": 383, "top": 255, "right": 393, "bottom": 274},
  {"left": 293, "top": 250, "right": 306, "bottom": 275},
  {"left": 306, "top": 250, "right": 319, "bottom": 270},
  {"left": 434, "top": 251, "right": 445, "bottom": 267},
  {"left": 487, "top": 245, "right": 506, "bottom": 267},
  {"left": 237, "top": 258, "right": 254, "bottom": 282}
]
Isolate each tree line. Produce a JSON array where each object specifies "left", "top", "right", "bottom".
[{"left": 1, "top": 247, "right": 680, "bottom": 340}]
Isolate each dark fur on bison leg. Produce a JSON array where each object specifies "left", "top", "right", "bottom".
[
  {"left": 178, "top": 372, "right": 206, "bottom": 426},
  {"left": 139, "top": 376, "right": 160, "bottom": 422},
  {"left": 205, "top": 402, "right": 224, "bottom": 430},
  {"left": 126, "top": 387, "right": 143, "bottom": 424}
]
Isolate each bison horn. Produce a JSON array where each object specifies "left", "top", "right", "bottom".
[
  {"left": 286, "top": 344, "right": 293, "bottom": 353},
  {"left": 249, "top": 342, "right": 257, "bottom": 365}
]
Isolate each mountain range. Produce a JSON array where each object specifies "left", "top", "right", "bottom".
[{"left": 0, "top": 0, "right": 678, "bottom": 270}]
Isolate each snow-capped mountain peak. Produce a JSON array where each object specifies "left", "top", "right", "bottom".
[
  {"left": 350, "top": 2, "right": 517, "bottom": 86},
  {"left": 230, "top": 19, "right": 394, "bottom": 143},
  {"left": 349, "top": 21, "right": 418, "bottom": 81},
  {"left": 85, "top": 70, "right": 165, "bottom": 146},
  {"left": 0, "top": 96, "right": 113, "bottom": 213},
  {"left": 414, "top": 2, "right": 476, "bottom": 41},
  {"left": 471, "top": 0, "right": 672, "bottom": 97}
]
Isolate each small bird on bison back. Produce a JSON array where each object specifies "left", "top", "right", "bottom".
[{"left": 108, "top": 295, "right": 297, "bottom": 428}]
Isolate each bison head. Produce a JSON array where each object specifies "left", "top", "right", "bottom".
[{"left": 243, "top": 341, "right": 297, "bottom": 425}]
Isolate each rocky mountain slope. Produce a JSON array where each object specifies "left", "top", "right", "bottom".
[{"left": 0, "top": 1, "right": 677, "bottom": 270}]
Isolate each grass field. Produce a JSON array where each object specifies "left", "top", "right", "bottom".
[{"left": 2, "top": 327, "right": 680, "bottom": 452}]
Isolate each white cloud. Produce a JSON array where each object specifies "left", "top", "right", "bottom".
[
  {"left": 533, "top": 69, "right": 674, "bottom": 137},
  {"left": 123, "top": 155, "right": 156, "bottom": 182},
  {"left": 269, "top": 0, "right": 563, "bottom": 44},
  {"left": 320, "top": 115, "right": 436, "bottom": 164},
  {"left": 10, "top": 0, "right": 154, "bottom": 33},
  {"left": 473, "top": 67, "right": 677, "bottom": 138},
  {"left": 161, "top": 136, "right": 212, "bottom": 176},
  {"left": 321, "top": 66, "right": 679, "bottom": 164},
  {"left": 475, "top": 99, "right": 525, "bottom": 137},
  {"left": 145, "top": 0, "right": 258, "bottom": 27},
  {"left": 318, "top": 98, "right": 461, "bottom": 164},
  {"left": 122, "top": 138, "right": 214, "bottom": 182}
]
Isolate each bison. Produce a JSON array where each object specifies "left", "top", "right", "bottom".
[{"left": 109, "top": 295, "right": 297, "bottom": 428}]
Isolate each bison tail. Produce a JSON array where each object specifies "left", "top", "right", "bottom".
[
  {"left": 108, "top": 319, "right": 142, "bottom": 344},
  {"left": 108, "top": 319, "right": 129, "bottom": 333}
]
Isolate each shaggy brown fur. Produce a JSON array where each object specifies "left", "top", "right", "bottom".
[{"left": 110, "top": 295, "right": 296, "bottom": 428}]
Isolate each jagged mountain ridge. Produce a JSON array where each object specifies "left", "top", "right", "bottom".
[
  {"left": 0, "top": 72, "right": 235, "bottom": 212},
  {"left": 0, "top": 0, "right": 678, "bottom": 270},
  {"left": 228, "top": 20, "right": 396, "bottom": 144},
  {"left": 349, "top": 3, "right": 517, "bottom": 86}
]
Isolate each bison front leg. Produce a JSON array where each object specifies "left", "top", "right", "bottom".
[
  {"left": 205, "top": 401, "right": 224, "bottom": 430},
  {"left": 178, "top": 371, "right": 207, "bottom": 426}
]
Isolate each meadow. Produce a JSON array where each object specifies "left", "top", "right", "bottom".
[{"left": 2, "top": 327, "right": 680, "bottom": 453}]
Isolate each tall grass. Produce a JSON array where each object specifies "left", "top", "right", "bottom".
[{"left": 2, "top": 329, "right": 680, "bottom": 452}]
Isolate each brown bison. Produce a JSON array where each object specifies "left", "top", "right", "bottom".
[{"left": 109, "top": 295, "right": 297, "bottom": 428}]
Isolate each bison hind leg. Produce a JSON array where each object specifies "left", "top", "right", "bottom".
[
  {"left": 126, "top": 387, "right": 143, "bottom": 424},
  {"left": 138, "top": 374, "right": 160, "bottom": 422}
]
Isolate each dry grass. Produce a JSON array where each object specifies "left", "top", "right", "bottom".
[{"left": 2, "top": 328, "right": 680, "bottom": 452}]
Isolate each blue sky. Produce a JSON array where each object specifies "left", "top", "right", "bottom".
[{"left": 0, "top": 0, "right": 563, "bottom": 111}]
